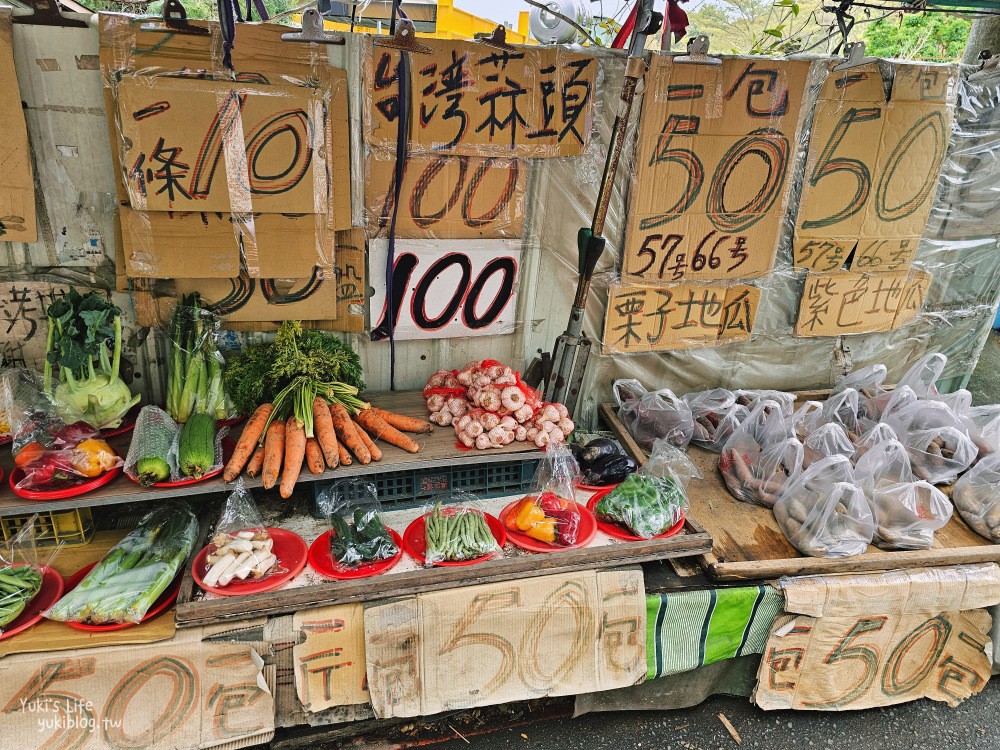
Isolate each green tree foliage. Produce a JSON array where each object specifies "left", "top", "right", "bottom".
[
  {"left": 864, "top": 12, "right": 971, "bottom": 61},
  {"left": 95, "top": 0, "right": 295, "bottom": 20}
]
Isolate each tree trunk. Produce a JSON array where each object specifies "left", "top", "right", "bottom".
[{"left": 963, "top": 16, "right": 1000, "bottom": 65}]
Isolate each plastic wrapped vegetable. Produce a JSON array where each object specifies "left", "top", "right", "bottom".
[
  {"left": 885, "top": 400, "right": 978, "bottom": 485},
  {"left": 734, "top": 389, "right": 796, "bottom": 418},
  {"left": 506, "top": 443, "right": 582, "bottom": 546},
  {"left": 0, "top": 515, "right": 49, "bottom": 634},
  {"left": 14, "top": 418, "right": 119, "bottom": 491},
  {"left": 316, "top": 480, "right": 398, "bottom": 569},
  {"left": 595, "top": 439, "right": 698, "bottom": 538},
  {"left": 953, "top": 452, "right": 1000, "bottom": 542},
  {"left": 720, "top": 400, "right": 800, "bottom": 507},
  {"left": 124, "top": 406, "right": 179, "bottom": 486},
  {"left": 802, "top": 423, "right": 855, "bottom": 469},
  {"left": 203, "top": 481, "right": 278, "bottom": 588},
  {"left": 576, "top": 437, "right": 637, "bottom": 486},
  {"left": 166, "top": 293, "right": 233, "bottom": 423},
  {"left": 964, "top": 405, "right": 1000, "bottom": 457},
  {"left": 685, "top": 389, "right": 747, "bottom": 452},
  {"left": 896, "top": 353, "right": 947, "bottom": 398},
  {"left": 423, "top": 493, "right": 501, "bottom": 566},
  {"left": 855, "top": 440, "right": 952, "bottom": 550},
  {"left": 45, "top": 503, "right": 198, "bottom": 624},
  {"left": 613, "top": 379, "right": 693, "bottom": 451},
  {"left": 773, "top": 455, "right": 873, "bottom": 558},
  {"left": 852, "top": 422, "right": 897, "bottom": 463},
  {"left": 832, "top": 364, "right": 887, "bottom": 398}
]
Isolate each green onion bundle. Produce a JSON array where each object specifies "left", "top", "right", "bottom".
[{"left": 45, "top": 503, "right": 198, "bottom": 625}]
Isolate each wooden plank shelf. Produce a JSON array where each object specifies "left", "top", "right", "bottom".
[
  {"left": 0, "top": 392, "right": 540, "bottom": 517},
  {"left": 600, "top": 402, "right": 1000, "bottom": 582}
]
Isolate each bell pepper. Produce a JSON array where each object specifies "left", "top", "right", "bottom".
[
  {"left": 51, "top": 421, "right": 98, "bottom": 449},
  {"left": 14, "top": 441, "right": 46, "bottom": 469},
  {"left": 539, "top": 491, "right": 570, "bottom": 515},
  {"left": 524, "top": 518, "right": 557, "bottom": 544},
  {"left": 69, "top": 439, "right": 116, "bottom": 478},
  {"left": 515, "top": 499, "right": 546, "bottom": 532}
]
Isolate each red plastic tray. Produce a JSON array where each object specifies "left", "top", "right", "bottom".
[
  {"left": 59, "top": 561, "right": 181, "bottom": 632},
  {"left": 192, "top": 528, "right": 308, "bottom": 596},
  {"left": 308, "top": 529, "right": 404, "bottom": 580},
  {"left": 586, "top": 487, "right": 686, "bottom": 542},
  {"left": 576, "top": 481, "right": 621, "bottom": 492},
  {"left": 499, "top": 499, "right": 597, "bottom": 553},
  {"left": 125, "top": 437, "right": 235, "bottom": 488},
  {"left": 402, "top": 509, "right": 506, "bottom": 567},
  {"left": 8, "top": 462, "right": 121, "bottom": 501},
  {"left": 0, "top": 566, "right": 64, "bottom": 641}
]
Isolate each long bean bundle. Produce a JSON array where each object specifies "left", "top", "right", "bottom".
[
  {"left": 46, "top": 503, "right": 198, "bottom": 624},
  {"left": 424, "top": 505, "right": 499, "bottom": 564},
  {"left": 0, "top": 566, "right": 43, "bottom": 628}
]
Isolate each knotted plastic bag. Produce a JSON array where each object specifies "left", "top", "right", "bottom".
[
  {"left": 953, "top": 453, "right": 1000, "bottom": 542},
  {"left": 885, "top": 400, "right": 978, "bottom": 485},
  {"left": 613, "top": 379, "right": 694, "bottom": 451},
  {"left": 720, "top": 400, "right": 801, "bottom": 507},
  {"left": 773, "top": 455, "right": 874, "bottom": 558}
]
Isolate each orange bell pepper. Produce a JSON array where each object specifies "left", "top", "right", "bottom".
[
  {"left": 515, "top": 500, "right": 546, "bottom": 532},
  {"left": 525, "top": 518, "right": 557, "bottom": 544},
  {"left": 14, "top": 441, "right": 46, "bottom": 469},
  {"left": 69, "top": 439, "right": 117, "bottom": 478}
]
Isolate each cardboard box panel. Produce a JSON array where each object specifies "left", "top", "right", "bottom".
[
  {"left": 794, "top": 61, "right": 958, "bottom": 272},
  {"left": 366, "top": 152, "right": 525, "bottom": 238},
  {"left": 363, "top": 38, "right": 597, "bottom": 158},
  {"left": 364, "top": 569, "right": 645, "bottom": 719},
  {"left": 120, "top": 209, "right": 335, "bottom": 280},
  {"left": 795, "top": 269, "right": 931, "bottom": 337},
  {"left": 293, "top": 604, "right": 369, "bottom": 713},
  {"left": 368, "top": 237, "right": 520, "bottom": 340},
  {"left": 603, "top": 281, "right": 760, "bottom": 354},
  {"left": 623, "top": 56, "right": 812, "bottom": 282},
  {"left": 0, "top": 633, "right": 275, "bottom": 750},
  {"left": 117, "top": 76, "right": 331, "bottom": 215},
  {"left": 0, "top": 12, "right": 37, "bottom": 244}
]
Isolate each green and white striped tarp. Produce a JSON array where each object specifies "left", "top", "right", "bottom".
[{"left": 646, "top": 586, "right": 783, "bottom": 680}]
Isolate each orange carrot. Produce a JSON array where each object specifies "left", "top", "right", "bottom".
[
  {"left": 224, "top": 403, "right": 273, "bottom": 481},
  {"left": 330, "top": 403, "right": 370, "bottom": 464},
  {"left": 356, "top": 409, "right": 420, "bottom": 453},
  {"left": 353, "top": 420, "right": 383, "bottom": 461},
  {"left": 262, "top": 419, "right": 285, "bottom": 490},
  {"left": 371, "top": 407, "right": 434, "bottom": 434},
  {"left": 280, "top": 417, "right": 306, "bottom": 499},
  {"left": 313, "top": 396, "right": 339, "bottom": 469},
  {"left": 305, "top": 437, "right": 325, "bottom": 475},
  {"left": 338, "top": 441, "right": 353, "bottom": 466},
  {"left": 245, "top": 446, "right": 266, "bottom": 478}
]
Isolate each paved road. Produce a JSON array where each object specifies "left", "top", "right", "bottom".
[{"left": 430, "top": 683, "right": 1000, "bottom": 750}]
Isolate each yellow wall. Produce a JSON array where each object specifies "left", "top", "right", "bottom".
[{"left": 317, "top": 0, "right": 534, "bottom": 43}]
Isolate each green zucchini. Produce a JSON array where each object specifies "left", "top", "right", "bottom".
[
  {"left": 135, "top": 409, "right": 176, "bottom": 486},
  {"left": 178, "top": 412, "right": 216, "bottom": 478}
]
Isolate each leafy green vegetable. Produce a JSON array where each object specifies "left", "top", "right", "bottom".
[
  {"left": 223, "top": 321, "right": 365, "bottom": 430},
  {"left": 44, "top": 288, "right": 140, "bottom": 429},
  {"left": 594, "top": 473, "right": 686, "bottom": 539},
  {"left": 167, "top": 293, "right": 229, "bottom": 422}
]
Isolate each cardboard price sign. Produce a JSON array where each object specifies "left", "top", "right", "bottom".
[
  {"left": 0, "top": 11, "right": 37, "bottom": 243},
  {"left": 602, "top": 281, "right": 760, "bottom": 354},
  {"left": 366, "top": 153, "right": 525, "bottom": 239},
  {"left": 794, "top": 62, "right": 958, "bottom": 272},
  {"left": 623, "top": 56, "right": 812, "bottom": 283},
  {"left": 293, "top": 604, "right": 369, "bottom": 712},
  {"left": 364, "top": 38, "right": 596, "bottom": 158},
  {"left": 160, "top": 228, "right": 366, "bottom": 331},
  {"left": 121, "top": 209, "right": 335, "bottom": 279},
  {"left": 369, "top": 238, "right": 521, "bottom": 340},
  {"left": 117, "top": 76, "right": 332, "bottom": 214},
  {"left": 0, "top": 637, "right": 274, "bottom": 750},
  {"left": 755, "top": 610, "right": 992, "bottom": 710},
  {"left": 364, "top": 569, "right": 646, "bottom": 718},
  {"left": 795, "top": 269, "right": 931, "bottom": 337}
]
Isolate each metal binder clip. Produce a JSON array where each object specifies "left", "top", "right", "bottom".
[
  {"left": 11, "top": 0, "right": 88, "bottom": 29},
  {"left": 675, "top": 34, "right": 721, "bottom": 65},
  {"left": 373, "top": 17, "right": 432, "bottom": 55},
  {"left": 281, "top": 8, "right": 345, "bottom": 44},
  {"left": 140, "top": 0, "right": 210, "bottom": 35},
  {"left": 833, "top": 41, "right": 877, "bottom": 71},
  {"left": 475, "top": 24, "right": 516, "bottom": 52}
]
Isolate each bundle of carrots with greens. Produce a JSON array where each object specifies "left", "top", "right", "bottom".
[{"left": 221, "top": 321, "right": 433, "bottom": 498}]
